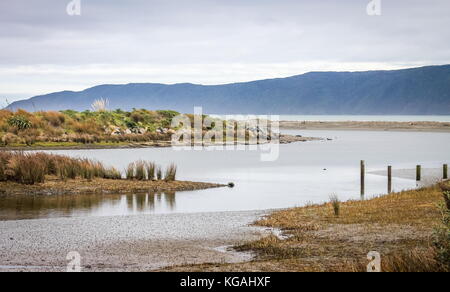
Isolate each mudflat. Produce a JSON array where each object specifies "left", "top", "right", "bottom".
[{"left": 0, "top": 210, "right": 271, "bottom": 272}]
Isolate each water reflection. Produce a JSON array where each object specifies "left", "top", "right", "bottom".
[
  {"left": 1, "top": 129, "right": 449, "bottom": 220},
  {"left": 0, "top": 192, "right": 177, "bottom": 221}
]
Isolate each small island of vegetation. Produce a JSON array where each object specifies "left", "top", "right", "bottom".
[{"left": 0, "top": 152, "right": 224, "bottom": 196}]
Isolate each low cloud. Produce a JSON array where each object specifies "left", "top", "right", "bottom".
[{"left": 1, "top": 0, "right": 449, "bottom": 100}]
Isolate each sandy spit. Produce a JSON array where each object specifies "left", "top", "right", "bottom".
[{"left": 279, "top": 121, "right": 450, "bottom": 132}]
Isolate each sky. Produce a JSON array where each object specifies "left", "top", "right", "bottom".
[{"left": 0, "top": 0, "right": 449, "bottom": 104}]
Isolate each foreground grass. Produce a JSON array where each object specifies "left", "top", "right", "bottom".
[{"left": 162, "top": 183, "right": 449, "bottom": 272}]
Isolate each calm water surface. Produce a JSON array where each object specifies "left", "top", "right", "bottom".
[
  {"left": 210, "top": 115, "right": 450, "bottom": 122},
  {"left": 279, "top": 115, "right": 450, "bottom": 122},
  {"left": 1, "top": 129, "right": 449, "bottom": 220}
]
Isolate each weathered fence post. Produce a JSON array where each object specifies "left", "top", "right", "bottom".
[
  {"left": 444, "top": 164, "right": 448, "bottom": 180},
  {"left": 416, "top": 165, "right": 421, "bottom": 182},
  {"left": 388, "top": 166, "right": 392, "bottom": 193},
  {"left": 361, "top": 160, "right": 365, "bottom": 196}
]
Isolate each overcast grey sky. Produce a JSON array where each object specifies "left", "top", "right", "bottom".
[{"left": 0, "top": 0, "right": 449, "bottom": 103}]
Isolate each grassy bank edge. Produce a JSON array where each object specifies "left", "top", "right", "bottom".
[
  {"left": 0, "top": 177, "right": 226, "bottom": 197},
  {"left": 160, "top": 182, "right": 449, "bottom": 272}
]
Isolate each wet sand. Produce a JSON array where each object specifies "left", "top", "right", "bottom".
[{"left": 0, "top": 210, "right": 271, "bottom": 272}]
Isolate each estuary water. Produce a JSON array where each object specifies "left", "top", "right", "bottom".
[
  {"left": 277, "top": 115, "right": 450, "bottom": 122},
  {"left": 210, "top": 115, "right": 450, "bottom": 122},
  {"left": 1, "top": 129, "right": 449, "bottom": 220}
]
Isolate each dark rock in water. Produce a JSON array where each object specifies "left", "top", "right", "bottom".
[{"left": 228, "top": 182, "right": 235, "bottom": 188}]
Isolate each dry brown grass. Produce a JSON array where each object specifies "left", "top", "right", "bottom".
[
  {"left": 0, "top": 109, "right": 175, "bottom": 147},
  {"left": 162, "top": 182, "right": 449, "bottom": 272},
  {"left": 256, "top": 186, "right": 442, "bottom": 228},
  {"left": 0, "top": 151, "right": 121, "bottom": 185}
]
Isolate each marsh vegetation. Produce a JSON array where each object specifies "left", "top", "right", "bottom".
[
  {"left": 162, "top": 181, "right": 450, "bottom": 272},
  {"left": 0, "top": 108, "right": 284, "bottom": 149},
  {"left": 0, "top": 151, "right": 178, "bottom": 185},
  {"left": 0, "top": 109, "right": 180, "bottom": 147}
]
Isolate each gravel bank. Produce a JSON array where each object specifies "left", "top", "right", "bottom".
[{"left": 0, "top": 210, "right": 271, "bottom": 272}]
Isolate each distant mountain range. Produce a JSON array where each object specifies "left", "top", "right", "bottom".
[{"left": 7, "top": 65, "right": 450, "bottom": 115}]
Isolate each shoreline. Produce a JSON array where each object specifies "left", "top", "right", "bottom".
[
  {"left": 279, "top": 120, "right": 450, "bottom": 132},
  {"left": 0, "top": 134, "right": 324, "bottom": 151},
  {"left": 161, "top": 182, "right": 449, "bottom": 272},
  {"left": 0, "top": 177, "right": 226, "bottom": 197},
  {"left": 1, "top": 183, "right": 447, "bottom": 272}
]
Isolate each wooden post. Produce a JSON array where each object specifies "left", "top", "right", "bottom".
[
  {"left": 361, "top": 160, "right": 365, "bottom": 196},
  {"left": 416, "top": 165, "right": 421, "bottom": 182},
  {"left": 444, "top": 164, "right": 448, "bottom": 180},
  {"left": 388, "top": 166, "right": 392, "bottom": 193}
]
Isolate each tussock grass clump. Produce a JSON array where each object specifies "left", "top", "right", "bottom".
[
  {"left": 125, "top": 161, "right": 177, "bottom": 182},
  {"left": 5, "top": 152, "right": 46, "bottom": 184},
  {"left": 134, "top": 160, "right": 147, "bottom": 181},
  {"left": 104, "top": 167, "right": 122, "bottom": 180},
  {"left": 146, "top": 162, "right": 156, "bottom": 181},
  {"left": 329, "top": 194, "right": 340, "bottom": 217},
  {"left": 126, "top": 163, "right": 135, "bottom": 180},
  {"left": 164, "top": 163, "right": 177, "bottom": 182},
  {"left": 0, "top": 151, "right": 121, "bottom": 185},
  {"left": 157, "top": 166, "right": 163, "bottom": 181}
]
